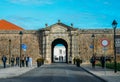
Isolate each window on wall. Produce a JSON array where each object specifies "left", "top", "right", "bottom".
[
  {"left": 115, "top": 35, "right": 120, "bottom": 54},
  {"left": 59, "top": 49, "right": 62, "bottom": 54},
  {"left": 116, "top": 47, "right": 120, "bottom": 54}
]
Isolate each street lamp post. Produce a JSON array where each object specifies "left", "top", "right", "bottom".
[
  {"left": 91, "top": 34, "right": 95, "bottom": 56},
  {"left": 112, "top": 20, "right": 118, "bottom": 73},
  {"left": 19, "top": 31, "right": 23, "bottom": 68},
  {"left": 9, "top": 39, "right": 11, "bottom": 64}
]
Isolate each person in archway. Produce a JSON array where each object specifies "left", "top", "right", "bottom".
[{"left": 61, "top": 56, "right": 63, "bottom": 62}]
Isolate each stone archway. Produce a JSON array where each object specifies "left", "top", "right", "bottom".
[{"left": 51, "top": 38, "right": 68, "bottom": 63}]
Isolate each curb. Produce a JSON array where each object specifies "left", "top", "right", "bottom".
[{"left": 80, "top": 66, "right": 108, "bottom": 82}]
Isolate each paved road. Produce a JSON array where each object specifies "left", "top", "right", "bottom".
[{"left": 0, "top": 63, "right": 104, "bottom": 82}]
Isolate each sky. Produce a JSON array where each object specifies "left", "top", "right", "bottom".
[
  {"left": 0, "top": 0, "right": 120, "bottom": 30},
  {"left": 56, "top": 44, "right": 64, "bottom": 46}
]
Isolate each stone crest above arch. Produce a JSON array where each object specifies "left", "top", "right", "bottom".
[{"left": 43, "top": 22, "right": 78, "bottom": 32}]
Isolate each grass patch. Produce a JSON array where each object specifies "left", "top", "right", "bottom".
[{"left": 96, "top": 62, "right": 120, "bottom": 71}]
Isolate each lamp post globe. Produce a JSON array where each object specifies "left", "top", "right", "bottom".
[
  {"left": 112, "top": 20, "right": 117, "bottom": 29},
  {"left": 91, "top": 34, "right": 95, "bottom": 39},
  {"left": 19, "top": 31, "right": 23, "bottom": 35}
]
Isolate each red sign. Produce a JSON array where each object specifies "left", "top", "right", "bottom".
[{"left": 101, "top": 39, "right": 109, "bottom": 47}]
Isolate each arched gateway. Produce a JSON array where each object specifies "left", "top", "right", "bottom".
[
  {"left": 39, "top": 21, "right": 79, "bottom": 64},
  {"left": 51, "top": 38, "right": 68, "bottom": 63}
]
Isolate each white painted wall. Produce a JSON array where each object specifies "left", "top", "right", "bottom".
[{"left": 53, "top": 46, "right": 66, "bottom": 62}]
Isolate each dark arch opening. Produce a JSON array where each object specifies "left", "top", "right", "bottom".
[{"left": 51, "top": 38, "right": 68, "bottom": 63}]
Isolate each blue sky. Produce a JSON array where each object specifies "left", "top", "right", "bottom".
[
  {"left": 0, "top": 0, "right": 120, "bottom": 30},
  {"left": 56, "top": 44, "right": 64, "bottom": 46}
]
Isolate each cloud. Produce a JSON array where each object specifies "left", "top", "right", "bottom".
[{"left": 6, "top": 0, "right": 53, "bottom": 5}]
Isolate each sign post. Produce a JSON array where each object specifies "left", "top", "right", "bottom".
[
  {"left": 22, "top": 44, "right": 27, "bottom": 58},
  {"left": 90, "top": 45, "right": 94, "bottom": 49},
  {"left": 101, "top": 39, "right": 109, "bottom": 47},
  {"left": 101, "top": 38, "right": 109, "bottom": 75},
  {"left": 22, "top": 44, "right": 27, "bottom": 51}
]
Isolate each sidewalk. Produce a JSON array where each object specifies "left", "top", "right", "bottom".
[
  {"left": 0, "top": 65, "right": 37, "bottom": 79},
  {"left": 81, "top": 63, "right": 120, "bottom": 82}
]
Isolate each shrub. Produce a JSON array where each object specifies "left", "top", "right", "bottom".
[
  {"left": 36, "top": 58, "right": 44, "bottom": 62},
  {"left": 75, "top": 58, "right": 82, "bottom": 63}
]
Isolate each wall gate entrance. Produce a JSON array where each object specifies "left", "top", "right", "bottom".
[
  {"left": 39, "top": 21, "right": 79, "bottom": 64},
  {"left": 51, "top": 38, "right": 68, "bottom": 63}
]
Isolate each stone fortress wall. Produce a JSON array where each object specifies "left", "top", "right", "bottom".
[
  {"left": 78, "top": 29, "right": 114, "bottom": 62},
  {"left": 0, "top": 29, "right": 120, "bottom": 64},
  {"left": 0, "top": 30, "right": 40, "bottom": 64}
]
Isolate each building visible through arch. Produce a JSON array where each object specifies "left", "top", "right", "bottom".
[
  {"left": 51, "top": 38, "right": 68, "bottom": 63},
  {"left": 53, "top": 44, "right": 66, "bottom": 63}
]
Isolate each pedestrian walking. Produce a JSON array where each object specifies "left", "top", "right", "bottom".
[
  {"left": 11, "top": 55, "right": 15, "bottom": 66},
  {"left": 29, "top": 57, "right": 32, "bottom": 67},
  {"left": 1, "top": 55, "right": 7, "bottom": 68},
  {"left": 90, "top": 55, "right": 96, "bottom": 68},
  {"left": 100, "top": 55, "right": 105, "bottom": 68},
  {"left": 16, "top": 55, "right": 20, "bottom": 66},
  {"left": 25, "top": 55, "right": 29, "bottom": 67},
  {"left": 21, "top": 55, "right": 25, "bottom": 67}
]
